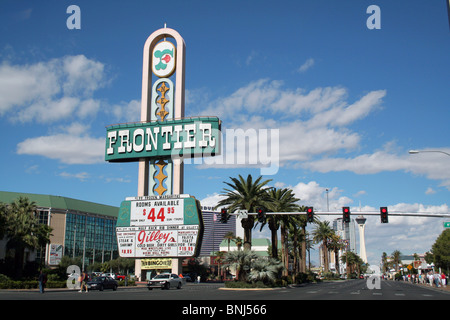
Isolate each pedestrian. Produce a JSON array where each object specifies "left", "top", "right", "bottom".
[
  {"left": 441, "top": 273, "right": 447, "bottom": 287},
  {"left": 38, "top": 270, "right": 47, "bottom": 293},
  {"left": 79, "top": 271, "right": 88, "bottom": 293},
  {"left": 434, "top": 273, "right": 440, "bottom": 287}
]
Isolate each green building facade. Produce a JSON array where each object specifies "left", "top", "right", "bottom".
[{"left": 0, "top": 191, "right": 119, "bottom": 268}]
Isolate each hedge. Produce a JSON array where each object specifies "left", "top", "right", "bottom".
[{"left": 0, "top": 280, "right": 67, "bottom": 289}]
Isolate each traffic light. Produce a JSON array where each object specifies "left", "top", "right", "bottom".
[
  {"left": 220, "top": 208, "right": 229, "bottom": 223},
  {"left": 380, "top": 207, "right": 388, "bottom": 223},
  {"left": 256, "top": 207, "right": 266, "bottom": 223},
  {"left": 306, "top": 207, "right": 314, "bottom": 223},
  {"left": 342, "top": 207, "right": 351, "bottom": 223}
]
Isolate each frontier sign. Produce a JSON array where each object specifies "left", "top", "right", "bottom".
[
  {"left": 105, "top": 117, "right": 220, "bottom": 162},
  {"left": 105, "top": 27, "right": 219, "bottom": 268}
]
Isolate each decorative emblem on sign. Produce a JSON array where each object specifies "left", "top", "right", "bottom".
[
  {"left": 156, "top": 81, "right": 170, "bottom": 121},
  {"left": 153, "top": 159, "right": 168, "bottom": 195},
  {"left": 152, "top": 41, "right": 176, "bottom": 78}
]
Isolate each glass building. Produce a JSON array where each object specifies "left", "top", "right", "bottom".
[{"left": 0, "top": 191, "right": 119, "bottom": 268}]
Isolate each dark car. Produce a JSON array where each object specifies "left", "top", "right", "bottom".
[{"left": 87, "top": 276, "right": 118, "bottom": 291}]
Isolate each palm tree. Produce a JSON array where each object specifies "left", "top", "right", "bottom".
[
  {"left": 328, "top": 233, "right": 345, "bottom": 275},
  {"left": 4, "top": 197, "right": 52, "bottom": 278},
  {"left": 391, "top": 250, "right": 402, "bottom": 272},
  {"left": 312, "top": 220, "right": 334, "bottom": 273},
  {"left": 381, "top": 252, "right": 389, "bottom": 273},
  {"left": 292, "top": 206, "right": 309, "bottom": 274},
  {"left": 216, "top": 174, "right": 272, "bottom": 250},
  {"left": 248, "top": 258, "right": 284, "bottom": 285},
  {"left": 214, "top": 251, "right": 226, "bottom": 280},
  {"left": 233, "top": 236, "right": 243, "bottom": 251},
  {"left": 265, "top": 188, "right": 301, "bottom": 276},
  {"left": 340, "top": 251, "right": 364, "bottom": 278},
  {"left": 223, "top": 232, "right": 235, "bottom": 252},
  {"left": 223, "top": 249, "right": 258, "bottom": 281}
]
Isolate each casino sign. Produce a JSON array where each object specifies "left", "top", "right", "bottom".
[{"left": 116, "top": 194, "right": 203, "bottom": 258}]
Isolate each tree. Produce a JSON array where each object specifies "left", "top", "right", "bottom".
[
  {"left": 223, "top": 232, "right": 235, "bottom": 252},
  {"left": 216, "top": 174, "right": 272, "bottom": 250},
  {"left": 265, "top": 188, "right": 301, "bottom": 276},
  {"left": 341, "top": 251, "right": 364, "bottom": 277},
  {"left": 430, "top": 229, "right": 450, "bottom": 272},
  {"left": 391, "top": 250, "right": 402, "bottom": 272},
  {"left": 3, "top": 197, "right": 52, "bottom": 278},
  {"left": 381, "top": 252, "right": 391, "bottom": 273},
  {"left": 223, "top": 249, "right": 258, "bottom": 282},
  {"left": 248, "top": 258, "right": 283, "bottom": 285},
  {"left": 312, "top": 220, "right": 334, "bottom": 273},
  {"left": 214, "top": 251, "right": 226, "bottom": 279},
  {"left": 329, "top": 233, "right": 345, "bottom": 275},
  {"left": 233, "top": 236, "right": 243, "bottom": 251}
]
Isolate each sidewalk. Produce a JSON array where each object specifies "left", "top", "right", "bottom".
[{"left": 416, "top": 282, "right": 450, "bottom": 292}]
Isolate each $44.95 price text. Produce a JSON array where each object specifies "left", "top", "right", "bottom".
[{"left": 142, "top": 207, "right": 176, "bottom": 222}]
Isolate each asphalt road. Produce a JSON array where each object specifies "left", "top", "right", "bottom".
[{"left": 1, "top": 279, "right": 449, "bottom": 301}]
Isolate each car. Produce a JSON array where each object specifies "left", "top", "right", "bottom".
[
  {"left": 147, "top": 273, "right": 184, "bottom": 290},
  {"left": 87, "top": 276, "right": 118, "bottom": 291},
  {"left": 116, "top": 274, "right": 126, "bottom": 281},
  {"left": 101, "top": 272, "right": 116, "bottom": 279}
]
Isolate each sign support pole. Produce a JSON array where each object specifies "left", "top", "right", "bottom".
[{"left": 135, "top": 27, "right": 186, "bottom": 279}]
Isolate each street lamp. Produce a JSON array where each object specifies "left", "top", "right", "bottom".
[{"left": 409, "top": 150, "right": 450, "bottom": 157}]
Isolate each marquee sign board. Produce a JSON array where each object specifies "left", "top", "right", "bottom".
[
  {"left": 105, "top": 117, "right": 221, "bottom": 162},
  {"left": 116, "top": 194, "right": 204, "bottom": 258}
]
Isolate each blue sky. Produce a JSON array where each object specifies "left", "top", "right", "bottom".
[{"left": 1, "top": 0, "right": 449, "bottom": 267}]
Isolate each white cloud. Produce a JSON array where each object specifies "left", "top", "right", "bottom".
[
  {"left": 298, "top": 58, "right": 314, "bottom": 73},
  {"left": 16, "top": 124, "right": 104, "bottom": 164},
  {"left": 108, "top": 99, "right": 141, "bottom": 123},
  {"left": 194, "top": 79, "right": 385, "bottom": 171},
  {"left": 59, "top": 171, "right": 90, "bottom": 181},
  {"left": 303, "top": 147, "right": 450, "bottom": 190},
  {"left": 0, "top": 55, "right": 107, "bottom": 123},
  {"left": 61, "top": 55, "right": 106, "bottom": 97}
]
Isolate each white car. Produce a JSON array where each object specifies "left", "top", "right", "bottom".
[{"left": 147, "top": 273, "right": 185, "bottom": 290}]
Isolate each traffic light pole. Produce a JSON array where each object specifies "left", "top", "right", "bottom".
[{"left": 229, "top": 211, "right": 450, "bottom": 218}]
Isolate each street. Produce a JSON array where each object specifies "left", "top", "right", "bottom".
[{"left": 1, "top": 279, "right": 449, "bottom": 301}]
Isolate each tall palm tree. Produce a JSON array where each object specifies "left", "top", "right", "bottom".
[
  {"left": 391, "top": 250, "right": 402, "bottom": 272},
  {"left": 216, "top": 174, "right": 272, "bottom": 251},
  {"left": 381, "top": 252, "right": 389, "bottom": 273},
  {"left": 265, "top": 188, "right": 301, "bottom": 276},
  {"left": 340, "top": 251, "right": 364, "bottom": 277},
  {"left": 5, "top": 197, "right": 52, "bottom": 278},
  {"left": 233, "top": 236, "right": 243, "bottom": 251},
  {"left": 223, "top": 232, "right": 235, "bottom": 252},
  {"left": 312, "top": 220, "right": 334, "bottom": 273},
  {"left": 328, "top": 233, "right": 345, "bottom": 275}
]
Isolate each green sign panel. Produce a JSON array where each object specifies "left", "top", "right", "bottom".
[
  {"left": 105, "top": 117, "right": 221, "bottom": 162},
  {"left": 444, "top": 222, "right": 450, "bottom": 228}
]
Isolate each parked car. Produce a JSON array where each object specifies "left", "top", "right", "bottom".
[
  {"left": 116, "top": 274, "right": 126, "bottom": 281},
  {"left": 147, "top": 273, "right": 184, "bottom": 290},
  {"left": 101, "top": 272, "right": 116, "bottom": 279},
  {"left": 87, "top": 276, "right": 118, "bottom": 291}
]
